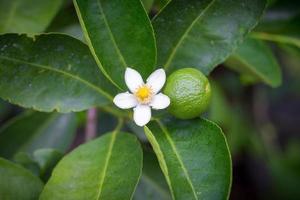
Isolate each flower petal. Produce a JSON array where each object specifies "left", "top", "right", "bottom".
[
  {"left": 150, "top": 93, "right": 170, "bottom": 110},
  {"left": 133, "top": 105, "right": 151, "bottom": 127},
  {"left": 125, "top": 67, "right": 144, "bottom": 93},
  {"left": 113, "top": 92, "right": 137, "bottom": 109},
  {"left": 146, "top": 68, "right": 166, "bottom": 94}
]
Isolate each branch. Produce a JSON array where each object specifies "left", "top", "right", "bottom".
[{"left": 85, "top": 108, "right": 98, "bottom": 141}]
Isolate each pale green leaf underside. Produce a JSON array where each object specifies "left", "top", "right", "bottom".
[
  {"left": 144, "top": 118, "right": 232, "bottom": 200},
  {"left": 226, "top": 37, "right": 282, "bottom": 87},
  {"left": 0, "top": 34, "right": 116, "bottom": 112},
  {"left": 0, "top": 111, "right": 77, "bottom": 159},
  {"left": 153, "top": 0, "right": 267, "bottom": 75},
  {"left": 0, "top": 158, "right": 44, "bottom": 200},
  {"left": 40, "top": 130, "right": 143, "bottom": 200},
  {"left": 0, "top": 0, "right": 64, "bottom": 33},
  {"left": 33, "top": 148, "right": 63, "bottom": 181}
]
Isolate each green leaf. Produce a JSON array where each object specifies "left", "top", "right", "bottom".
[
  {"left": 251, "top": 32, "right": 300, "bottom": 49},
  {"left": 134, "top": 150, "right": 171, "bottom": 200},
  {"left": 13, "top": 149, "right": 64, "bottom": 182},
  {"left": 73, "top": 0, "right": 157, "bottom": 89},
  {"left": 0, "top": 0, "right": 64, "bottom": 33},
  {"left": 253, "top": 10, "right": 300, "bottom": 48},
  {"left": 59, "top": 24, "right": 84, "bottom": 41},
  {"left": 153, "top": 0, "right": 170, "bottom": 10},
  {"left": 142, "top": 0, "right": 154, "bottom": 12},
  {"left": 153, "top": 0, "right": 267, "bottom": 74},
  {"left": 0, "top": 157, "right": 44, "bottom": 200},
  {"left": 33, "top": 149, "right": 63, "bottom": 182},
  {"left": 46, "top": 4, "right": 84, "bottom": 41},
  {"left": 0, "top": 33, "right": 116, "bottom": 112},
  {"left": 225, "top": 38, "right": 282, "bottom": 87},
  {"left": 144, "top": 118, "right": 232, "bottom": 200},
  {"left": 0, "top": 111, "right": 77, "bottom": 159},
  {"left": 40, "top": 130, "right": 143, "bottom": 200},
  {"left": 13, "top": 152, "right": 40, "bottom": 176}
]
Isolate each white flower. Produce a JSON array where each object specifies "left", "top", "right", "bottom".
[{"left": 113, "top": 67, "right": 170, "bottom": 126}]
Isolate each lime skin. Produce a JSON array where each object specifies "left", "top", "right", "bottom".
[{"left": 163, "top": 68, "right": 211, "bottom": 119}]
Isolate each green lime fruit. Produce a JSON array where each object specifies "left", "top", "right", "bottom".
[{"left": 163, "top": 68, "right": 211, "bottom": 119}]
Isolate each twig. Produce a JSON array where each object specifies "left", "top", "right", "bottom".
[{"left": 85, "top": 108, "right": 98, "bottom": 141}]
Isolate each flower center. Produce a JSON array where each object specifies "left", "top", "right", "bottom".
[{"left": 135, "top": 85, "right": 153, "bottom": 104}]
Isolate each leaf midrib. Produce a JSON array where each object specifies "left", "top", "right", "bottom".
[
  {"left": 96, "top": 119, "right": 123, "bottom": 200},
  {"left": 96, "top": 0, "right": 128, "bottom": 69},
  {"left": 0, "top": 55, "right": 113, "bottom": 100},
  {"left": 230, "top": 54, "right": 277, "bottom": 86},
  {"left": 163, "top": 0, "right": 216, "bottom": 70},
  {"left": 144, "top": 126, "right": 175, "bottom": 199},
  {"left": 74, "top": 0, "right": 128, "bottom": 90},
  {"left": 157, "top": 120, "right": 199, "bottom": 200},
  {"left": 73, "top": 0, "right": 121, "bottom": 90}
]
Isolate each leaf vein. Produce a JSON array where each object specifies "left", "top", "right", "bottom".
[
  {"left": 144, "top": 126, "right": 176, "bottom": 200},
  {"left": 96, "top": 0, "right": 128, "bottom": 68},
  {"left": 157, "top": 120, "right": 199, "bottom": 200},
  {"left": 230, "top": 54, "right": 273, "bottom": 86},
  {"left": 0, "top": 55, "right": 113, "bottom": 100},
  {"left": 73, "top": 0, "right": 122, "bottom": 90},
  {"left": 164, "top": 0, "right": 216, "bottom": 70},
  {"left": 96, "top": 119, "right": 123, "bottom": 200}
]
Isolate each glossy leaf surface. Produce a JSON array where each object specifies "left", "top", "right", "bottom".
[
  {"left": 0, "top": 34, "right": 116, "bottom": 112},
  {"left": 226, "top": 38, "right": 282, "bottom": 87},
  {"left": 74, "top": 0, "right": 156, "bottom": 89},
  {"left": 144, "top": 118, "right": 232, "bottom": 200},
  {"left": 153, "top": 0, "right": 267, "bottom": 74},
  {"left": 134, "top": 150, "right": 171, "bottom": 200},
  {"left": 0, "top": 0, "right": 63, "bottom": 33},
  {"left": 40, "top": 131, "right": 143, "bottom": 200},
  {"left": 0, "top": 111, "right": 77, "bottom": 159},
  {"left": 0, "top": 157, "right": 44, "bottom": 200}
]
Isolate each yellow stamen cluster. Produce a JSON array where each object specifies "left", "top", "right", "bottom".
[{"left": 135, "top": 85, "right": 153, "bottom": 104}]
